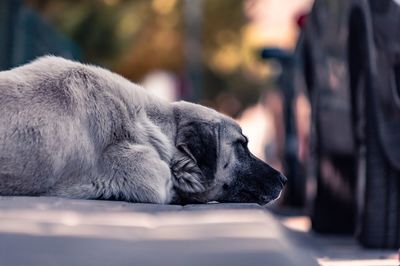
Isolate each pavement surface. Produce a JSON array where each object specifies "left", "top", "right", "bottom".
[
  {"left": 0, "top": 196, "right": 318, "bottom": 266},
  {"left": 0, "top": 197, "right": 398, "bottom": 266},
  {"left": 274, "top": 211, "right": 398, "bottom": 266}
]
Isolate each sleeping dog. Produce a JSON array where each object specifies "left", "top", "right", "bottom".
[{"left": 0, "top": 56, "right": 286, "bottom": 204}]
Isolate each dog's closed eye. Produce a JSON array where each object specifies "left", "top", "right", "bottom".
[{"left": 234, "top": 135, "right": 248, "bottom": 146}]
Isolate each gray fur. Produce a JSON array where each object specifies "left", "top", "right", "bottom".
[{"left": 0, "top": 56, "right": 285, "bottom": 204}]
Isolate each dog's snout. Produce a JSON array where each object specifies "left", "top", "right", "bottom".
[{"left": 279, "top": 173, "right": 287, "bottom": 185}]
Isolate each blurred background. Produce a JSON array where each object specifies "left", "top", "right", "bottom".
[
  {"left": 1, "top": 0, "right": 400, "bottom": 255},
  {"left": 0, "top": 0, "right": 313, "bottom": 177}
]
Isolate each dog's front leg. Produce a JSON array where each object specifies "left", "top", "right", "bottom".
[
  {"left": 94, "top": 141, "right": 173, "bottom": 203},
  {"left": 46, "top": 142, "right": 173, "bottom": 203}
]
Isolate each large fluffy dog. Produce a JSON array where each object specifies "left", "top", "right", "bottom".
[{"left": 0, "top": 56, "right": 286, "bottom": 204}]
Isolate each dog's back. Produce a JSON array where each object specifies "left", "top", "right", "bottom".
[
  {"left": 0, "top": 57, "right": 94, "bottom": 195},
  {"left": 0, "top": 56, "right": 156, "bottom": 196}
]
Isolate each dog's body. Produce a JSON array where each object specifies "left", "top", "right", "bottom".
[{"left": 0, "top": 56, "right": 286, "bottom": 204}]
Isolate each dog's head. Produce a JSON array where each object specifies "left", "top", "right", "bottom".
[{"left": 171, "top": 102, "right": 286, "bottom": 205}]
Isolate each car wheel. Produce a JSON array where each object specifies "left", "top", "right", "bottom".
[
  {"left": 308, "top": 104, "right": 356, "bottom": 234},
  {"left": 355, "top": 71, "right": 400, "bottom": 248}
]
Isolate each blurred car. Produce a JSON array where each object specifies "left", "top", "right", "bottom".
[{"left": 297, "top": 0, "right": 400, "bottom": 248}]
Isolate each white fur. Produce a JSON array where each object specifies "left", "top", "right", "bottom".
[
  {"left": 0, "top": 56, "right": 178, "bottom": 203},
  {"left": 0, "top": 56, "right": 284, "bottom": 205}
]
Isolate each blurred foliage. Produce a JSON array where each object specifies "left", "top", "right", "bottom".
[
  {"left": 25, "top": 0, "right": 183, "bottom": 79},
  {"left": 25, "top": 0, "right": 274, "bottom": 116}
]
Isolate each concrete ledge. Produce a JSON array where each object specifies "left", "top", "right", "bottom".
[{"left": 0, "top": 196, "right": 318, "bottom": 266}]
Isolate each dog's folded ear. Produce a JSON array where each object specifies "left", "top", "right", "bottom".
[
  {"left": 171, "top": 144, "right": 206, "bottom": 193},
  {"left": 171, "top": 121, "right": 218, "bottom": 194}
]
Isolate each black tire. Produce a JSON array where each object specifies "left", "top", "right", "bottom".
[
  {"left": 308, "top": 107, "right": 356, "bottom": 234},
  {"left": 355, "top": 71, "right": 400, "bottom": 248},
  {"left": 309, "top": 155, "right": 356, "bottom": 234}
]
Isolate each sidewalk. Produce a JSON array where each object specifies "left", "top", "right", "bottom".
[{"left": 0, "top": 196, "right": 318, "bottom": 266}]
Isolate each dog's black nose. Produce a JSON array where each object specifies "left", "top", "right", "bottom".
[{"left": 279, "top": 173, "right": 287, "bottom": 185}]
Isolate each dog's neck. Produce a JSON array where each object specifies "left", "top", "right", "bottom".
[{"left": 142, "top": 98, "right": 177, "bottom": 141}]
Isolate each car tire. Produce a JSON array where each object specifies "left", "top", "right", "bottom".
[
  {"left": 355, "top": 71, "right": 400, "bottom": 248},
  {"left": 308, "top": 107, "right": 356, "bottom": 234}
]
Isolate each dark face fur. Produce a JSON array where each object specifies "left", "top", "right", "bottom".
[
  {"left": 171, "top": 109, "right": 287, "bottom": 205},
  {"left": 216, "top": 138, "right": 287, "bottom": 205}
]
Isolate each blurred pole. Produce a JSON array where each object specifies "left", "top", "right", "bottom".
[
  {"left": 0, "top": 0, "right": 20, "bottom": 70},
  {"left": 279, "top": 57, "right": 306, "bottom": 207},
  {"left": 261, "top": 48, "right": 305, "bottom": 206},
  {"left": 183, "top": 0, "right": 203, "bottom": 102}
]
